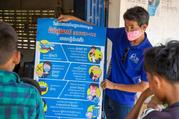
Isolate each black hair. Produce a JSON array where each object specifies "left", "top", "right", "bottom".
[
  {"left": 123, "top": 6, "right": 149, "bottom": 26},
  {"left": 144, "top": 40, "right": 179, "bottom": 82},
  {"left": 91, "top": 46, "right": 96, "bottom": 49},
  {"left": 0, "top": 22, "right": 18, "bottom": 65}
]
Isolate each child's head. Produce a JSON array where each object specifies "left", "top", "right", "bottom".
[
  {"left": 123, "top": 6, "right": 149, "bottom": 42},
  {"left": 0, "top": 22, "right": 20, "bottom": 71},
  {"left": 144, "top": 40, "right": 179, "bottom": 102},
  {"left": 123, "top": 6, "right": 149, "bottom": 26}
]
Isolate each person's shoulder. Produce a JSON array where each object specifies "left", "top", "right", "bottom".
[
  {"left": 20, "top": 81, "right": 40, "bottom": 95},
  {"left": 145, "top": 39, "right": 152, "bottom": 47},
  {"left": 143, "top": 33, "right": 152, "bottom": 47},
  {"left": 139, "top": 37, "right": 152, "bottom": 50},
  {"left": 142, "top": 109, "right": 172, "bottom": 119},
  {"left": 21, "top": 78, "right": 41, "bottom": 93},
  {"left": 143, "top": 41, "right": 152, "bottom": 50}
]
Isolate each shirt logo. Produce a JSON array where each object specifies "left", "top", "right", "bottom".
[{"left": 129, "top": 53, "right": 139, "bottom": 64}]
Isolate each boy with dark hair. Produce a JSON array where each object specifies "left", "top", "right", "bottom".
[
  {"left": 0, "top": 22, "right": 44, "bottom": 119},
  {"left": 123, "top": 6, "right": 149, "bottom": 26},
  {"left": 101, "top": 6, "right": 152, "bottom": 119},
  {"left": 126, "top": 40, "right": 179, "bottom": 119},
  {"left": 58, "top": 6, "right": 152, "bottom": 119}
]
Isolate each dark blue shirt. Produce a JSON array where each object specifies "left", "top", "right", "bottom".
[
  {"left": 143, "top": 102, "right": 179, "bottom": 119},
  {"left": 106, "top": 27, "right": 152, "bottom": 105}
]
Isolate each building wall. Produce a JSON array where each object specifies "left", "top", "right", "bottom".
[{"left": 106, "top": 0, "right": 121, "bottom": 71}]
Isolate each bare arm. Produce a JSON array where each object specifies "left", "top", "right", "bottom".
[
  {"left": 101, "top": 79, "right": 149, "bottom": 92},
  {"left": 58, "top": 15, "right": 95, "bottom": 25},
  {"left": 125, "top": 88, "right": 153, "bottom": 119}
]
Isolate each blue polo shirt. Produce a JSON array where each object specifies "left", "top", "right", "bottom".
[{"left": 106, "top": 27, "right": 152, "bottom": 106}]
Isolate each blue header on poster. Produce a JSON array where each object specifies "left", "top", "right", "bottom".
[{"left": 37, "top": 18, "right": 106, "bottom": 46}]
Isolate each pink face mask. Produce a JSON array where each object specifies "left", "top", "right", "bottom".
[{"left": 126, "top": 30, "right": 143, "bottom": 41}]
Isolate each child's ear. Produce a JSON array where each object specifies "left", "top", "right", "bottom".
[
  {"left": 13, "top": 51, "right": 21, "bottom": 65},
  {"left": 153, "top": 75, "right": 162, "bottom": 89},
  {"left": 142, "top": 24, "right": 148, "bottom": 31}
]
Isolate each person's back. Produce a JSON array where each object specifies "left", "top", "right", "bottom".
[
  {"left": 21, "top": 77, "right": 41, "bottom": 94},
  {"left": 142, "top": 40, "right": 179, "bottom": 119},
  {"left": 0, "top": 71, "right": 44, "bottom": 119},
  {"left": 0, "top": 22, "right": 44, "bottom": 119},
  {"left": 143, "top": 102, "right": 179, "bottom": 119}
]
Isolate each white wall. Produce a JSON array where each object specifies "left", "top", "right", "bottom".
[{"left": 106, "top": 0, "right": 121, "bottom": 70}]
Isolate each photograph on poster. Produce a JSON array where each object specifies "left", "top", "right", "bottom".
[
  {"left": 36, "top": 61, "right": 52, "bottom": 78},
  {"left": 34, "top": 18, "right": 106, "bottom": 118},
  {"left": 89, "top": 65, "right": 102, "bottom": 82},
  {"left": 87, "top": 83, "right": 101, "bottom": 103},
  {"left": 37, "top": 40, "right": 54, "bottom": 53},
  {"left": 38, "top": 81, "right": 49, "bottom": 95},
  {"left": 86, "top": 105, "right": 100, "bottom": 119},
  {"left": 88, "top": 46, "right": 103, "bottom": 63}
]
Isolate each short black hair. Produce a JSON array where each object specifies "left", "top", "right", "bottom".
[
  {"left": 123, "top": 6, "right": 149, "bottom": 26},
  {"left": 0, "top": 22, "right": 18, "bottom": 65},
  {"left": 144, "top": 40, "right": 179, "bottom": 82}
]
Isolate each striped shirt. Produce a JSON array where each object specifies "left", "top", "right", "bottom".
[{"left": 0, "top": 70, "right": 45, "bottom": 119}]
